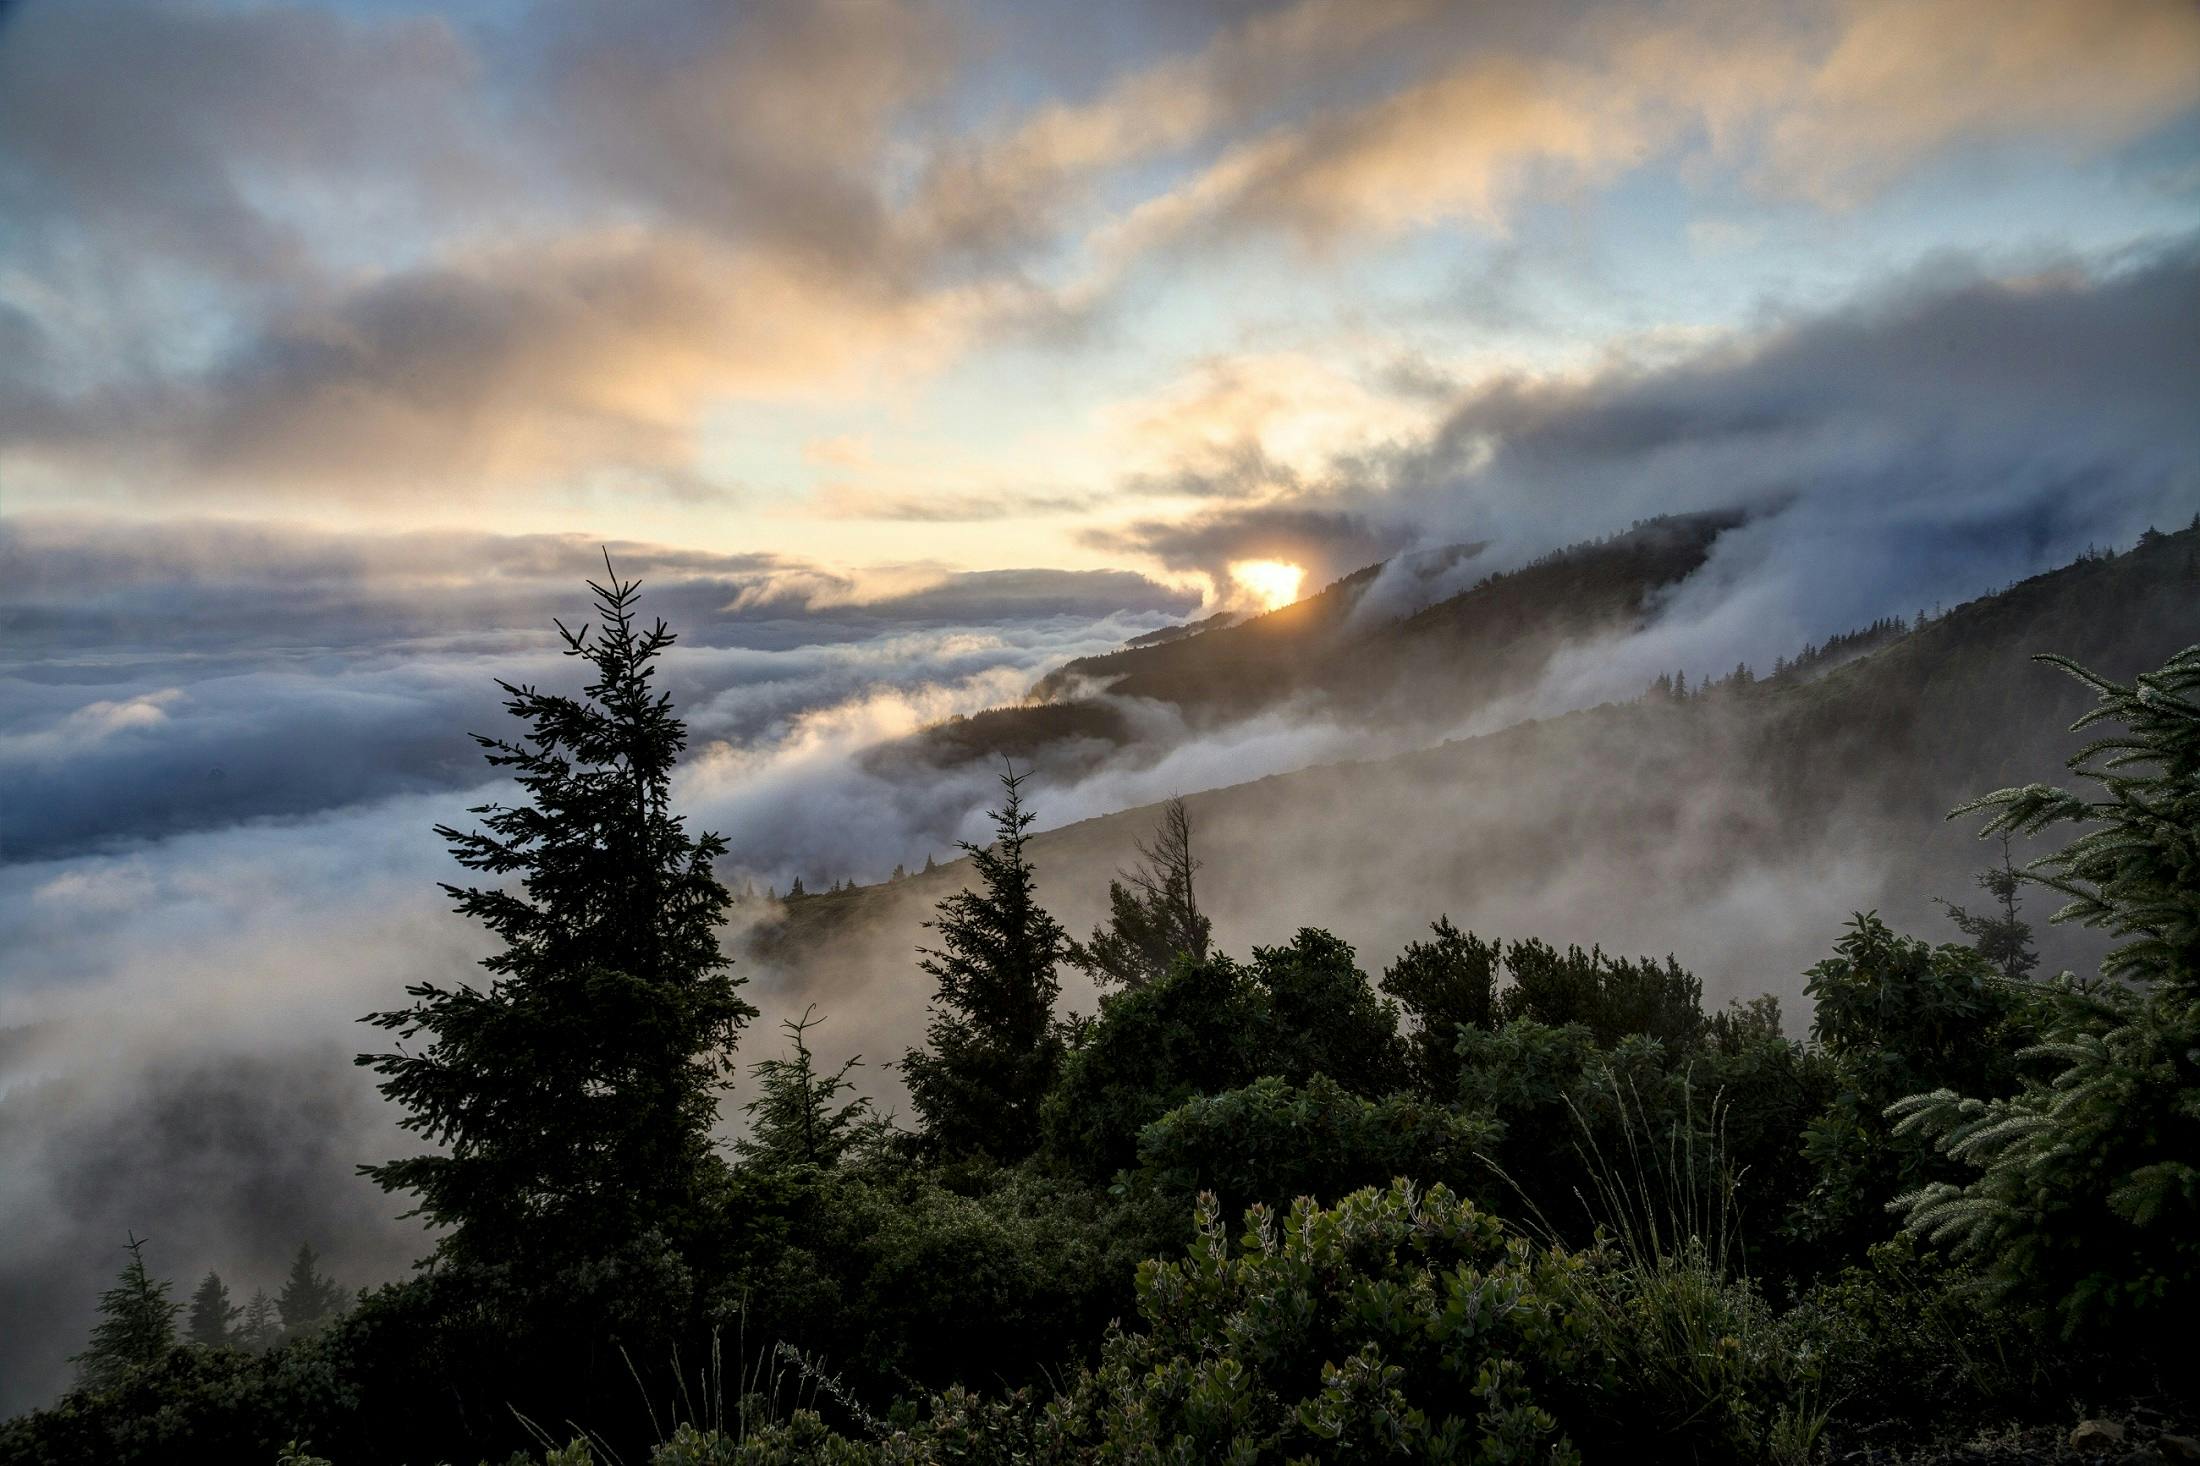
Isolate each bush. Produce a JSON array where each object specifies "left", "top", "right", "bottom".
[
  {"left": 1133, "top": 1074, "right": 1498, "bottom": 1217},
  {"left": 1040, "top": 955, "right": 1269, "bottom": 1182},
  {"left": 1041, "top": 1181, "right": 1599, "bottom": 1463},
  {"left": 1796, "top": 913, "right": 2025, "bottom": 1255}
]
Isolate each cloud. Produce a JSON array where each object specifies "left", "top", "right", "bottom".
[
  {"left": 0, "top": 0, "right": 488, "bottom": 284},
  {"left": 8, "top": 230, "right": 1006, "bottom": 501},
  {"left": 1103, "top": 350, "right": 1439, "bottom": 500},
  {"left": 1761, "top": 0, "right": 2200, "bottom": 205},
  {"left": 6, "top": 0, "right": 2194, "bottom": 511},
  {"left": 0, "top": 517, "right": 1198, "bottom": 860},
  {"left": 1081, "top": 504, "right": 1407, "bottom": 601},
  {"left": 1095, "top": 0, "right": 2200, "bottom": 263}
]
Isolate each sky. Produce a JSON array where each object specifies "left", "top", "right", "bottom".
[
  {"left": 1, "top": 0, "right": 2197, "bottom": 1412},
  {"left": 4, "top": 0, "right": 2197, "bottom": 602}
]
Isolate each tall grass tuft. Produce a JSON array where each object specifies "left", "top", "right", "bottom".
[{"left": 1487, "top": 1057, "right": 1827, "bottom": 1463}]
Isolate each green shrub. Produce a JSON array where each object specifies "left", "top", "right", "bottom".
[
  {"left": 1040, "top": 1181, "right": 1598, "bottom": 1463},
  {"left": 1133, "top": 1074, "right": 1498, "bottom": 1217},
  {"left": 1796, "top": 914, "right": 2024, "bottom": 1254},
  {"left": 1040, "top": 955, "right": 1269, "bottom": 1182}
]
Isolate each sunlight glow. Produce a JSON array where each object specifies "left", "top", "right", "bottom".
[{"left": 1229, "top": 558, "right": 1307, "bottom": 611}]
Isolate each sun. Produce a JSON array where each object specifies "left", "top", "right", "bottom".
[{"left": 1228, "top": 558, "right": 1306, "bottom": 612}]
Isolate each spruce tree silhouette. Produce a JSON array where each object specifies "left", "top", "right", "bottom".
[
  {"left": 358, "top": 556, "right": 755, "bottom": 1265},
  {"left": 901, "top": 763, "right": 1068, "bottom": 1162},
  {"left": 186, "top": 1270, "right": 239, "bottom": 1349},
  {"left": 72, "top": 1234, "right": 178, "bottom": 1390},
  {"left": 274, "top": 1244, "right": 344, "bottom": 1339}
]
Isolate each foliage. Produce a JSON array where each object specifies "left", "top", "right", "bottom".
[
  {"left": 737, "top": 1007, "right": 888, "bottom": 1171},
  {"left": 1570, "top": 1245, "right": 1822, "bottom": 1464},
  {"left": 1955, "top": 644, "right": 2200, "bottom": 989},
  {"left": 1040, "top": 1181, "right": 1598, "bottom": 1464},
  {"left": 1780, "top": 1233, "right": 2039, "bottom": 1435},
  {"left": 1067, "top": 796, "right": 1212, "bottom": 995},
  {"left": 1891, "top": 645, "right": 2200, "bottom": 1344},
  {"left": 186, "top": 1271, "right": 240, "bottom": 1350},
  {"left": 1937, "top": 835, "right": 2040, "bottom": 981},
  {"left": 357, "top": 559, "right": 756, "bottom": 1266},
  {"left": 70, "top": 1236, "right": 180, "bottom": 1393},
  {"left": 237, "top": 1290, "right": 282, "bottom": 1352},
  {"left": 274, "top": 1245, "right": 344, "bottom": 1341},
  {"left": 1043, "top": 932, "right": 1413, "bottom": 1184},
  {"left": 1796, "top": 913, "right": 2022, "bottom": 1253},
  {"left": 1040, "top": 954, "right": 1269, "bottom": 1182},
  {"left": 900, "top": 765, "right": 1070, "bottom": 1163},
  {"left": 1495, "top": 938, "right": 1705, "bottom": 1050},
  {"left": 1380, "top": 917, "right": 1500, "bottom": 1094},
  {"left": 718, "top": 1162, "right": 1171, "bottom": 1410},
  {"left": 1243, "top": 927, "right": 1408, "bottom": 1097},
  {"left": 1134, "top": 1074, "right": 1499, "bottom": 1218}
]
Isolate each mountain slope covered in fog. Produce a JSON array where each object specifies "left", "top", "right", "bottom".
[
  {"left": 875, "top": 509, "right": 1745, "bottom": 777},
  {"left": 754, "top": 523, "right": 2200, "bottom": 1024}
]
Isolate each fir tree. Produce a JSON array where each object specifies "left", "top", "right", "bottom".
[
  {"left": 1067, "top": 797, "right": 1212, "bottom": 994},
  {"left": 737, "top": 1006, "right": 886, "bottom": 1169},
  {"left": 900, "top": 765, "right": 1069, "bottom": 1162},
  {"left": 72, "top": 1234, "right": 179, "bottom": 1390},
  {"left": 1936, "top": 834, "right": 2038, "bottom": 981},
  {"left": 275, "top": 1244, "right": 344, "bottom": 1339},
  {"left": 238, "top": 1289, "right": 281, "bottom": 1351},
  {"left": 923, "top": 853, "right": 937, "bottom": 873},
  {"left": 789, "top": 875, "right": 807, "bottom": 898},
  {"left": 1893, "top": 644, "right": 2200, "bottom": 1341},
  {"left": 358, "top": 558, "right": 756, "bottom": 1265},
  {"left": 186, "top": 1270, "right": 239, "bottom": 1349},
  {"left": 891, "top": 863, "right": 907, "bottom": 882}
]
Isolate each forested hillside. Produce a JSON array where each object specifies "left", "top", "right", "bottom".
[
  {"left": 870, "top": 511, "right": 1745, "bottom": 778},
  {"left": 6, "top": 529, "right": 2195, "bottom": 1466},
  {"left": 759, "top": 522, "right": 2200, "bottom": 1006}
]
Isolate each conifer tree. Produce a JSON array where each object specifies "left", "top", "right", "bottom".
[
  {"left": 1893, "top": 644, "right": 2200, "bottom": 1341},
  {"left": 891, "top": 863, "right": 906, "bottom": 882},
  {"left": 1068, "top": 797, "right": 1211, "bottom": 994},
  {"left": 1936, "top": 834, "right": 2038, "bottom": 981},
  {"left": 789, "top": 875, "right": 807, "bottom": 898},
  {"left": 73, "top": 1235, "right": 179, "bottom": 1390},
  {"left": 238, "top": 1289, "right": 281, "bottom": 1351},
  {"left": 186, "top": 1270, "right": 239, "bottom": 1349},
  {"left": 737, "top": 1006, "right": 886, "bottom": 1169},
  {"left": 358, "top": 559, "right": 756, "bottom": 1265},
  {"left": 274, "top": 1244, "right": 344, "bottom": 1339},
  {"left": 900, "top": 765, "right": 1069, "bottom": 1161},
  {"left": 923, "top": 853, "right": 937, "bottom": 873}
]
